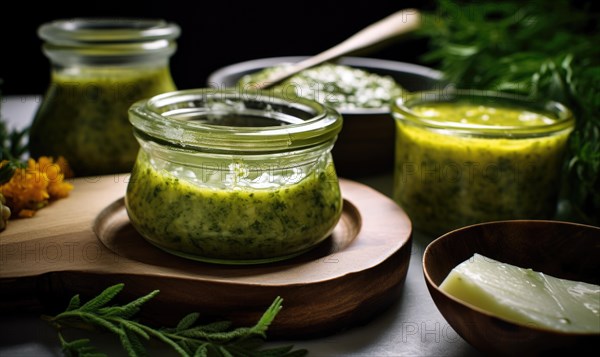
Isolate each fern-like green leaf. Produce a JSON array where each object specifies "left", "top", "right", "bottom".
[
  {"left": 79, "top": 284, "right": 124, "bottom": 312},
  {"left": 75, "top": 312, "right": 123, "bottom": 336},
  {"left": 176, "top": 312, "right": 200, "bottom": 331},
  {"left": 58, "top": 333, "right": 107, "bottom": 357},
  {"left": 178, "top": 327, "right": 251, "bottom": 341},
  {"left": 99, "top": 289, "right": 159, "bottom": 319},
  {"left": 143, "top": 325, "right": 190, "bottom": 357},
  {"left": 193, "top": 344, "right": 208, "bottom": 357},
  {"left": 177, "top": 339, "right": 196, "bottom": 355},
  {"left": 164, "top": 319, "right": 231, "bottom": 335},
  {"left": 195, "top": 320, "right": 232, "bottom": 333},
  {"left": 119, "top": 324, "right": 147, "bottom": 357},
  {"left": 66, "top": 295, "right": 81, "bottom": 312},
  {"left": 119, "top": 326, "right": 138, "bottom": 357},
  {"left": 113, "top": 318, "right": 150, "bottom": 340},
  {"left": 218, "top": 346, "right": 234, "bottom": 357},
  {"left": 59, "top": 334, "right": 90, "bottom": 349},
  {"left": 126, "top": 328, "right": 147, "bottom": 357},
  {"left": 46, "top": 286, "right": 305, "bottom": 357},
  {"left": 249, "top": 296, "right": 283, "bottom": 337}
]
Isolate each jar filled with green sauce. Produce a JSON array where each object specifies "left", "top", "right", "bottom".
[
  {"left": 392, "top": 90, "right": 575, "bottom": 236},
  {"left": 29, "top": 19, "right": 180, "bottom": 176},
  {"left": 126, "top": 89, "right": 343, "bottom": 264}
]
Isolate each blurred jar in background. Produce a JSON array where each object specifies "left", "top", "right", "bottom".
[{"left": 29, "top": 18, "right": 180, "bottom": 176}]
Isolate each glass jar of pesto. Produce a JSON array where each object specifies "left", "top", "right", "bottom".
[
  {"left": 125, "top": 89, "right": 344, "bottom": 264},
  {"left": 392, "top": 90, "right": 575, "bottom": 236},
  {"left": 29, "top": 18, "right": 180, "bottom": 176}
]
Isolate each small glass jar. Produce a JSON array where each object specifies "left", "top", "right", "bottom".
[
  {"left": 29, "top": 18, "right": 180, "bottom": 176},
  {"left": 392, "top": 90, "right": 575, "bottom": 236},
  {"left": 125, "top": 89, "right": 344, "bottom": 264}
]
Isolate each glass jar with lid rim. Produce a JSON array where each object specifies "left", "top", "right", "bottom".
[
  {"left": 392, "top": 89, "right": 575, "bottom": 236},
  {"left": 29, "top": 18, "right": 180, "bottom": 176},
  {"left": 126, "top": 89, "right": 344, "bottom": 264}
]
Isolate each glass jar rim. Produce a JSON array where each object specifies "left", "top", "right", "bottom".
[
  {"left": 129, "top": 89, "right": 343, "bottom": 153},
  {"left": 38, "top": 18, "right": 180, "bottom": 45},
  {"left": 392, "top": 89, "right": 574, "bottom": 137}
]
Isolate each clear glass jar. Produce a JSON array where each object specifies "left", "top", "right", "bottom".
[
  {"left": 29, "top": 18, "right": 180, "bottom": 176},
  {"left": 392, "top": 90, "right": 575, "bottom": 236},
  {"left": 125, "top": 89, "right": 344, "bottom": 264}
]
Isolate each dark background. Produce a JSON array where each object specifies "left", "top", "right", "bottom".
[{"left": 0, "top": 0, "right": 434, "bottom": 95}]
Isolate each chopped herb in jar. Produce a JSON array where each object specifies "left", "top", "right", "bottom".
[
  {"left": 29, "top": 67, "right": 176, "bottom": 177},
  {"left": 125, "top": 151, "right": 342, "bottom": 263}
]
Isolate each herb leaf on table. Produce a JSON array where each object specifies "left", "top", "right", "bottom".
[{"left": 44, "top": 283, "right": 307, "bottom": 357}]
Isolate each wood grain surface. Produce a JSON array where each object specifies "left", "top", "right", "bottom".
[{"left": 0, "top": 175, "right": 412, "bottom": 337}]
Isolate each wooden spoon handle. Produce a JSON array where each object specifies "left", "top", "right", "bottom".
[{"left": 254, "top": 9, "right": 421, "bottom": 89}]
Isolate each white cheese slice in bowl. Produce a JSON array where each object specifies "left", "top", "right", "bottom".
[{"left": 440, "top": 253, "right": 600, "bottom": 333}]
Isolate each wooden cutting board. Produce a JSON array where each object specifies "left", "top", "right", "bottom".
[{"left": 0, "top": 175, "right": 412, "bottom": 338}]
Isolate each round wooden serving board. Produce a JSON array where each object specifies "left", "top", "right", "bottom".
[{"left": 0, "top": 175, "right": 412, "bottom": 338}]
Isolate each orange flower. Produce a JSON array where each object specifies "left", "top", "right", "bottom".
[{"left": 0, "top": 156, "right": 74, "bottom": 218}]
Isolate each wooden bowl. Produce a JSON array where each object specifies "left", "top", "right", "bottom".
[
  {"left": 422, "top": 220, "right": 600, "bottom": 356},
  {"left": 207, "top": 56, "right": 442, "bottom": 178}
]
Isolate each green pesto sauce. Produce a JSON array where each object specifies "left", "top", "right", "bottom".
[
  {"left": 393, "top": 103, "right": 572, "bottom": 236},
  {"left": 29, "top": 67, "right": 175, "bottom": 176},
  {"left": 239, "top": 63, "right": 405, "bottom": 110},
  {"left": 410, "top": 103, "right": 556, "bottom": 127},
  {"left": 125, "top": 151, "right": 343, "bottom": 263}
]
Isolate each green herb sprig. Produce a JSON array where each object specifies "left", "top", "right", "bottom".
[
  {"left": 417, "top": 0, "right": 600, "bottom": 224},
  {"left": 43, "top": 284, "right": 307, "bottom": 357},
  {"left": 0, "top": 81, "right": 29, "bottom": 184},
  {"left": 0, "top": 120, "right": 29, "bottom": 184}
]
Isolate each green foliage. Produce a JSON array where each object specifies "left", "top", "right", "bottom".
[
  {"left": 59, "top": 334, "right": 107, "bottom": 357},
  {"left": 417, "top": 0, "right": 600, "bottom": 224},
  {"left": 0, "top": 81, "right": 29, "bottom": 184},
  {"left": 45, "top": 283, "right": 307, "bottom": 357},
  {"left": 0, "top": 159, "right": 19, "bottom": 185},
  {"left": 0, "top": 120, "right": 29, "bottom": 164}
]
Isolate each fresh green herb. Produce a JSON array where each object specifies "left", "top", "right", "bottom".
[
  {"left": 1, "top": 81, "right": 27, "bottom": 229},
  {"left": 417, "top": 0, "right": 600, "bottom": 224},
  {"left": 0, "top": 81, "right": 29, "bottom": 184},
  {"left": 0, "top": 121, "right": 29, "bottom": 185},
  {"left": 0, "top": 120, "right": 29, "bottom": 164},
  {"left": 43, "top": 283, "right": 307, "bottom": 357}
]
